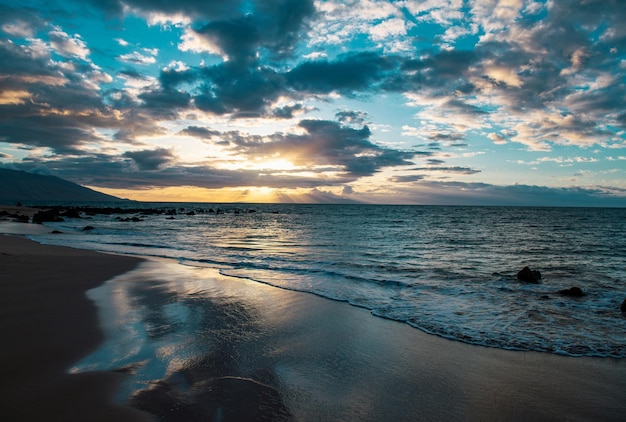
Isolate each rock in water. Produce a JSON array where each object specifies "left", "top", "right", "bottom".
[
  {"left": 621, "top": 298, "right": 626, "bottom": 313},
  {"left": 558, "top": 287, "right": 585, "bottom": 297},
  {"left": 517, "top": 266, "right": 542, "bottom": 283}
]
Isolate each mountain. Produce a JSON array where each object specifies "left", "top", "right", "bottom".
[{"left": 0, "top": 169, "right": 122, "bottom": 203}]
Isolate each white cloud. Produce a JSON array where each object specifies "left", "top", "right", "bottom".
[
  {"left": 401, "top": 0, "right": 464, "bottom": 25},
  {"left": 369, "top": 18, "right": 407, "bottom": 41},
  {"left": 48, "top": 29, "right": 90, "bottom": 60},
  {"left": 302, "top": 51, "right": 327, "bottom": 60},
  {"left": 179, "top": 27, "right": 225, "bottom": 58},
  {"left": 119, "top": 51, "right": 157, "bottom": 65},
  {"left": 471, "top": 0, "right": 525, "bottom": 34},
  {"left": 488, "top": 133, "right": 507, "bottom": 144},
  {"left": 2, "top": 21, "right": 35, "bottom": 37},
  {"left": 142, "top": 47, "right": 159, "bottom": 56},
  {"left": 309, "top": 0, "right": 399, "bottom": 47},
  {"left": 483, "top": 64, "right": 523, "bottom": 87},
  {"left": 401, "top": 125, "right": 423, "bottom": 137}
]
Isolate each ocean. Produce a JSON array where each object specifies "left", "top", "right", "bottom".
[{"left": 32, "top": 203, "right": 626, "bottom": 358}]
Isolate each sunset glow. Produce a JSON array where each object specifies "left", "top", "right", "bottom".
[{"left": 1, "top": 0, "right": 625, "bottom": 205}]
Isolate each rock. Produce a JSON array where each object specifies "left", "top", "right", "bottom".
[
  {"left": 517, "top": 266, "right": 542, "bottom": 283},
  {"left": 14, "top": 214, "right": 29, "bottom": 223},
  {"left": 558, "top": 286, "right": 585, "bottom": 297},
  {"left": 32, "top": 209, "right": 64, "bottom": 224},
  {"left": 60, "top": 208, "right": 81, "bottom": 218},
  {"left": 621, "top": 298, "right": 626, "bottom": 313}
]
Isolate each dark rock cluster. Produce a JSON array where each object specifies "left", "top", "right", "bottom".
[
  {"left": 517, "top": 266, "right": 542, "bottom": 283},
  {"left": 557, "top": 286, "right": 585, "bottom": 297}
]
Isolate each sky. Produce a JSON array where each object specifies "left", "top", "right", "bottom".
[{"left": 0, "top": 0, "right": 625, "bottom": 206}]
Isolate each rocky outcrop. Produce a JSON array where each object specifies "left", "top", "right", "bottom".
[
  {"left": 32, "top": 209, "right": 64, "bottom": 224},
  {"left": 517, "top": 266, "right": 542, "bottom": 283},
  {"left": 557, "top": 287, "right": 585, "bottom": 297}
]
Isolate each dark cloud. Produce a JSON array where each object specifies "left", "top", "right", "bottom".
[
  {"left": 194, "top": 63, "right": 284, "bottom": 115},
  {"left": 287, "top": 52, "right": 399, "bottom": 94},
  {"left": 401, "top": 49, "right": 476, "bottom": 81},
  {"left": 9, "top": 154, "right": 346, "bottom": 191},
  {"left": 0, "top": 4, "right": 45, "bottom": 36},
  {"left": 191, "top": 0, "right": 315, "bottom": 62},
  {"left": 179, "top": 126, "right": 223, "bottom": 139},
  {"left": 272, "top": 103, "right": 306, "bottom": 119},
  {"left": 204, "top": 119, "right": 415, "bottom": 178},
  {"left": 426, "top": 159, "right": 445, "bottom": 165},
  {"left": 335, "top": 110, "right": 368, "bottom": 126},
  {"left": 399, "top": 181, "right": 626, "bottom": 207},
  {"left": 195, "top": 17, "right": 259, "bottom": 65},
  {"left": 159, "top": 67, "right": 198, "bottom": 90},
  {"left": 1, "top": 0, "right": 624, "bottom": 205},
  {"left": 390, "top": 174, "right": 425, "bottom": 183},
  {"left": 85, "top": 0, "right": 245, "bottom": 20},
  {"left": 118, "top": 68, "right": 150, "bottom": 80},
  {"left": 123, "top": 148, "right": 175, "bottom": 171},
  {"left": 0, "top": 115, "right": 102, "bottom": 154},
  {"left": 138, "top": 88, "right": 192, "bottom": 115},
  {"left": 412, "top": 166, "right": 481, "bottom": 175}
]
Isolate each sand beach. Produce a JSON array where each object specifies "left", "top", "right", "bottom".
[
  {"left": 1, "top": 220, "right": 625, "bottom": 421},
  {"left": 0, "top": 234, "right": 151, "bottom": 421}
]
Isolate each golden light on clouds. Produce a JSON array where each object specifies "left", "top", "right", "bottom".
[
  {"left": 92, "top": 185, "right": 298, "bottom": 203},
  {"left": 0, "top": 90, "right": 31, "bottom": 105}
]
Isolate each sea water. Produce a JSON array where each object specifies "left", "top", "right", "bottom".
[{"left": 32, "top": 204, "right": 626, "bottom": 358}]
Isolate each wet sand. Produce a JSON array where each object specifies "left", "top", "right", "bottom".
[
  {"left": 0, "top": 234, "right": 152, "bottom": 421},
  {"left": 2, "top": 227, "right": 625, "bottom": 421},
  {"left": 82, "top": 258, "right": 626, "bottom": 421}
]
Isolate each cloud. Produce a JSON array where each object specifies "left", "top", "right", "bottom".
[
  {"left": 1, "top": 0, "right": 625, "bottom": 205},
  {"left": 123, "top": 148, "right": 175, "bottom": 170},
  {"left": 335, "top": 110, "right": 368, "bottom": 125},
  {"left": 118, "top": 51, "right": 157, "bottom": 65},
  {"left": 180, "top": 0, "right": 315, "bottom": 62},
  {"left": 488, "top": 133, "right": 508, "bottom": 145},
  {"left": 48, "top": 29, "right": 90, "bottom": 60},
  {"left": 385, "top": 181, "right": 626, "bottom": 207},
  {"left": 287, "top": 52, "right": 399, "bottom": 94},
  {"left": 411, "top": 166, "right": 481, "bottom": 175},
  {"left": 390, "top": 174, "right": 425, "bottom": 183},
  {"left": 182, "top": 119, "right": 415, "bottom": 180},
  {"left": 85, "top": 0, "right": 246, "bottom": 21},
  {"left": 271, "top": 103, "right": 307, "bottom": 119},
  {"left": 0, "top": 4, "right": 45, "bottom": 38}
]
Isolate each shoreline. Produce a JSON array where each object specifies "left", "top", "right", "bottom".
[
  {"left": 2, "top": 224, "right": 626, "bottom": 420},
  {"left": 0, "top": 234, "right": 152, "bottom": 421},
  {"left": 75, "top": 257, "right": 626, "bottom": 421}
]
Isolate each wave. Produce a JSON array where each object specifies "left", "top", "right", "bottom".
[{"left": 27, "top": 204, "right": 626, "bottom": 358}]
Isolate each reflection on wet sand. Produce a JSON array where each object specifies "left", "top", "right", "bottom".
[
  {"left": 74, "top": 258, "right": 626, "bottom": 421},
  {"left": 82, "top": 260, "right": 293, "bottom": 420}
]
